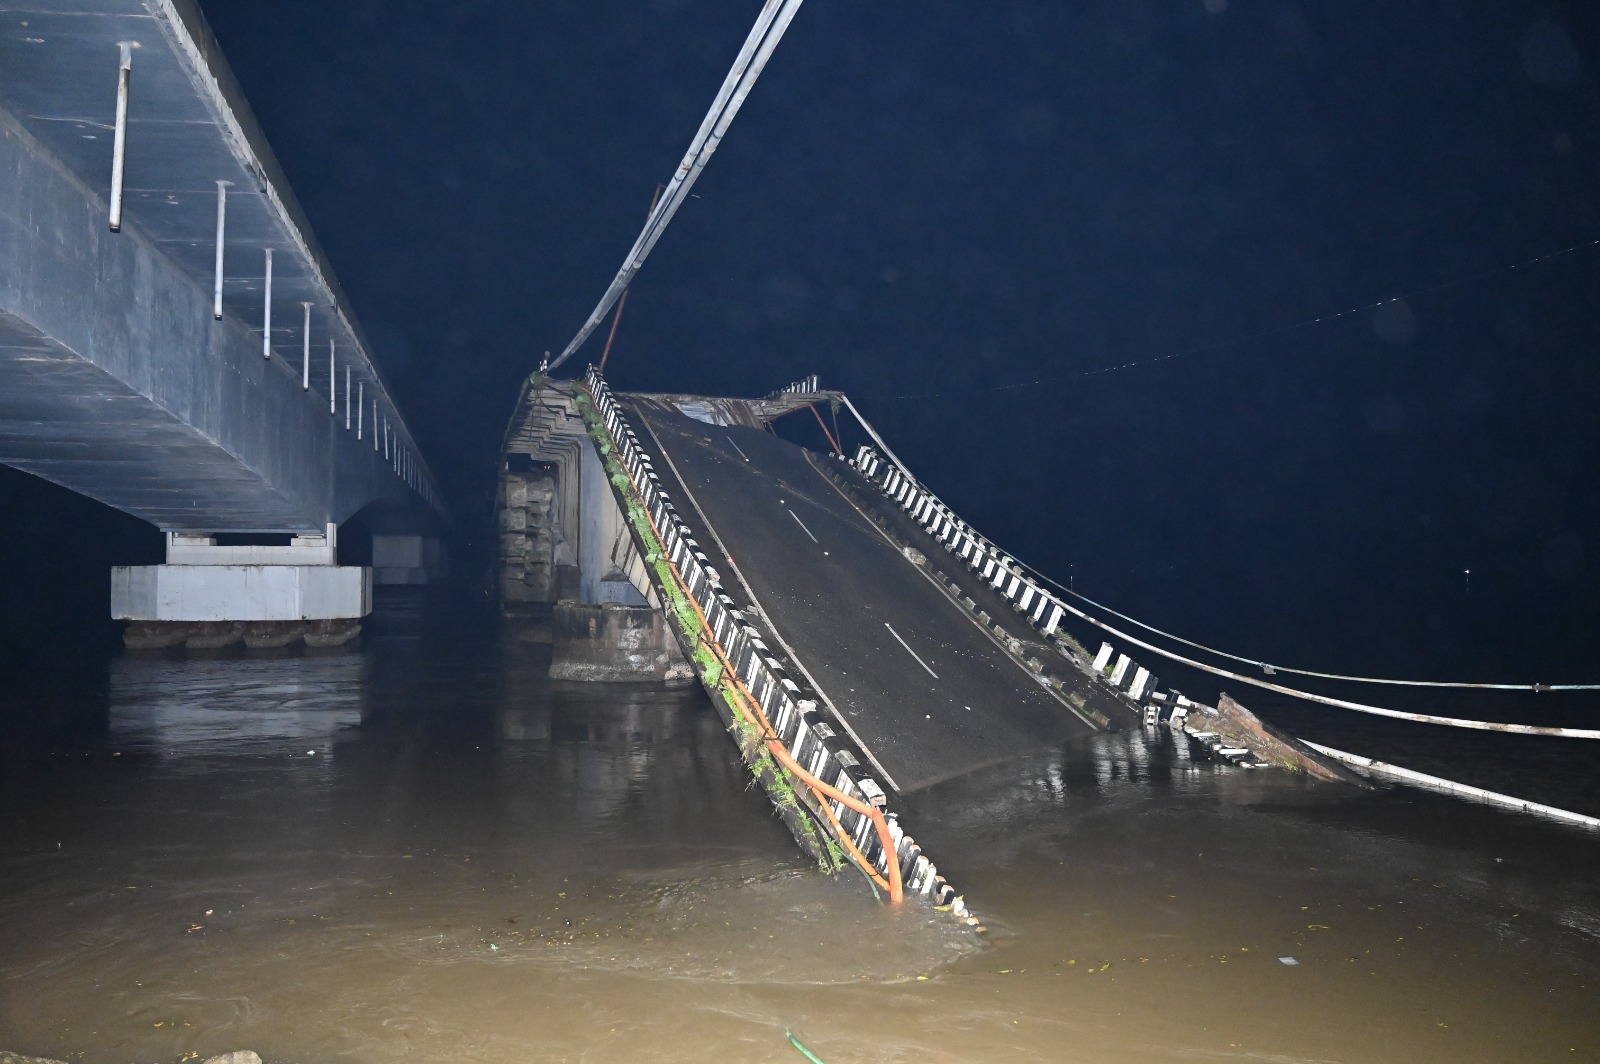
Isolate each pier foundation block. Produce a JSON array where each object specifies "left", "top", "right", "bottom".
[
  {"left": 112, "top": 527, "right": 369, "bottom": 649},
  {"left": 549, "top": 601, "right": 694, "bottom": 684}
]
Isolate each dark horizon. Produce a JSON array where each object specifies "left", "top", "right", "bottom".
[{"left": 6, "top": 1, "right": 1600, "bottom": 691}]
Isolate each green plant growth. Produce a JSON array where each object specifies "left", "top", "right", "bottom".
[
  {"left": 497, "top": 371, "right": 545, "bottom": 453},
  {"left": 1057, "top": 631, "right": 1089, "bottom": 660},
  {"left": 572, "top": 393, "right": 845, "bottom": 875}
]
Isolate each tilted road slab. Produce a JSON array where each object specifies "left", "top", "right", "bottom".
[{"left": 629, "top": 399, "right": 1099, "bottom": 793}]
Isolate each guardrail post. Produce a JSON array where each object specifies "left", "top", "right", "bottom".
[
  {"left": 108, "top": 42, "right": 133, "bottom": 232},
  {"left": 212, "top": 180, "right": 226, "bottom": 318}
]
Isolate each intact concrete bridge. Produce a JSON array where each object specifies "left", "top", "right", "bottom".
[{"left": 1, "top": 0, "right": 443, "bottom": 645}]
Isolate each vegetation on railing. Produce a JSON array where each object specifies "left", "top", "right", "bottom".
[{"left": 572, "top": 388, "right": 845, "bottom": 874}]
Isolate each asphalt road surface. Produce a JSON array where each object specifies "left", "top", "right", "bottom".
[{"left": 629, "top": 400, "right": 1099, "bottom": 793}]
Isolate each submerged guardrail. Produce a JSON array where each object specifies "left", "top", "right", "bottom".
[{"left": 577, "top": 368, "right": 969, "bottom": 917}]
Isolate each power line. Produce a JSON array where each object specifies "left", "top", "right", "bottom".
[
  {"left": 837, "top": 399, "right": 1600, "bottom": 697},
  {"left": 877, "top": 235, "right": 1600, "bottom": 402}
]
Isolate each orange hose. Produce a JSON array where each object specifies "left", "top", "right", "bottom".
[
  {"left": 728, "top": 669, "right": 900, "bottom": 901},
  {"left": 596, "top": 287, "right": 630, "bottom": 373},
  {"left": 808, "top": 403, "right": 842, "bottom": 455},
  {"left": 597, "top": 188, "right": 661, "bottom": 374},
  {"left": 584, "top": 384, "right": 904, "bottom": 904}
]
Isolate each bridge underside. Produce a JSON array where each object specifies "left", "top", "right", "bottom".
[
  {"left": 0, "top": 310, "right": 315, "bottom": 530},
  {"left": 625, "top": 397, "right": 1105, "bottom": 793},
  {"left": 0, "top": 1, "right": 438, "bottom": 533}
]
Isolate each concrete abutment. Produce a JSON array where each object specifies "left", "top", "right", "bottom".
[{"left": 499, "top": 378, "right": 685, "bottom": 681}]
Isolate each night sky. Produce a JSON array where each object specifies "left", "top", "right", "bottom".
[{"left": 7, "top": 1, "right": 1599, "bottom": 690}]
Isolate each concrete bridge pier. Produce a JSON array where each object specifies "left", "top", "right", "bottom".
[
  {"left": 500, "top": 377, "right": 690, "bottom": 683},
  {"left": 372, "top": 534, "right": 446, "bottom": 586},
  {"left": 111, "top": 525, "right": 370, "bottom": 650}
]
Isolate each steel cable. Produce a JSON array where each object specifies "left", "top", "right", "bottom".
[
  {"left": 548, "top": 0, "right": 806, "bottom": 372},
  {"left": 837, "top": 401, "right": 1600, "bottom": 713}
]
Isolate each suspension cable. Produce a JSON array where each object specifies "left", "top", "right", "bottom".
[
  {"left": 837, "top": 399, "right": 1600, "bottom": 697},
  {"left": 548, "top": 0, "right": 807, "bottom": 372},
  {"left": 1050, "top": 579, "right": 1598, "bottom": 692}
]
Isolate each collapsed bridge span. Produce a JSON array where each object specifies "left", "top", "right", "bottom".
[{"left": 500, "top": 368, "right": 1143, "bottom": 911}]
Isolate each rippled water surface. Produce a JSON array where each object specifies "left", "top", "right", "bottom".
[{"left": 3, "top": 604, "right": 1597, "bottom": 1062}]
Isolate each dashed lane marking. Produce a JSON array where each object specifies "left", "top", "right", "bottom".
[{"left": 884, "top": 622, "right": 939, "bottom": 679}]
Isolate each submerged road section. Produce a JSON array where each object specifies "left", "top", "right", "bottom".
[{"left": 627, "top": 398, "right": 1100, "bottom": 793}]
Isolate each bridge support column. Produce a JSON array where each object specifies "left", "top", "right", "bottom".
[
  {"left": 111, "top": 525, "right": 371, "bottom": 649},
  {"left": 372, "top": 534, "right": 446, "bottom": 586}
]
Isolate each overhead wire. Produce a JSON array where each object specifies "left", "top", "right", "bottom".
[
  {"left": 548, "top": 0, "right": 806, "bottom": 373},
  {"left": 874, "top": 235, "right": 1600, "bottom": 402},
  {"left": 833, "top": 400, "right": 1600, "bottom": 720}
]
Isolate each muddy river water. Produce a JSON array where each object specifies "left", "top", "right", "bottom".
[{"left": 2, "top": 606, "right": 1597, "bottom": 1063}]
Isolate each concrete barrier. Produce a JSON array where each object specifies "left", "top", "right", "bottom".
[{"left": 847, "top": 448, "right": 1073, "bottom": 647}]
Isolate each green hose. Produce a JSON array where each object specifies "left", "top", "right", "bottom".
[{"left": 786, "top": 1031, "right": 826, "bottom": 1064}]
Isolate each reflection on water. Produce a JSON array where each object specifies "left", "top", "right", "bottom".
[
  {"left": 108, "top": 655, "right": 364, "bottom": 752},
  {"left": 2, "top": 610, "right": 1598, "bottom": 1063}
]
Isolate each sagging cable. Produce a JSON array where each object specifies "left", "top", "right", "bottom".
[{"left": 838, "top": 398, "right": 1600, "bottom": 696}]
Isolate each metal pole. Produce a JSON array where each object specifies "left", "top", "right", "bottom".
[
  {"left": 300, "top": 303, "right": 311, "bottom": 389},
  {"left": 328, "top": 339, "right": 336, "bottom": 414},
  {"left": 108, "top": 42, "right": 133, "bottom": 232},
  {"left": 212, "top": 181, "right": 226, "bottom": 318},
  {"left": 357, "top": 381, "right": 363, "bottom": 439},
  {"left": 345, "top": 366, "right": 351, "bottom": 428},
  {"left": 261, "top": 248, "right": 272, "bottom": 358},
  {"left": 373, "top": 401, "right": 378, "bottom": 451}
]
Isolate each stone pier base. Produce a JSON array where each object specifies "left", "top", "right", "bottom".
[
  {"left": 123, "top": 617, "right": 362, "bottom": 650},
  {"left": 549, "top": 601, "right": 693, "bottom": 684}
]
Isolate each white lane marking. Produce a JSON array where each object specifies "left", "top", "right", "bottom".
[
  {"left": 641, "top": 409, "right": 900, "bottom": 792},
  {"left": 884, "top": 622, "right": 939, "bottom": 679},
  {"left": 726, "top": 436, "right": 750, "bottom": 462},
  {"left": 787, "top": 508, "right": 819, "bottom": 543}
]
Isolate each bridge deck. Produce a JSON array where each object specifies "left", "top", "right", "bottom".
[
  {"left": 0, "top": 0, "right": 437, "bottom": 529},
  {"left": 629, "top": 399, "right": 1099, "bottom": 793}
]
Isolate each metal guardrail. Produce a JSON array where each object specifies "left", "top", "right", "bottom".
[
  {"left": 1, "top": 0, "right": 441, "bottom": 513},
  {"left": 848, "top": 445, "right": 1600, "bottom": 740},
  {"left": 580, "top": 367, "right": 968, "bottom": 915}
]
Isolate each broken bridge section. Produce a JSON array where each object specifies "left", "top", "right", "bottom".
[
  {"left": 620, "top": 392, "right": 1108, "bottom": 794},
  {"left": 572, "top": 369, "right": 1146, "bottom": 914}
]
